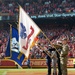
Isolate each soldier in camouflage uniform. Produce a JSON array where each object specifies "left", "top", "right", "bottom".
[{"left": 60, "top": 38, "right": 69, "bottom": 75}]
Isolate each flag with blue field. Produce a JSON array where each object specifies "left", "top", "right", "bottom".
[
  {"left": 5, "top": 37, "right": 10, "bottom": 57},
  {"left": 11, "top": 27, "right": 25, "bottom": 66}
]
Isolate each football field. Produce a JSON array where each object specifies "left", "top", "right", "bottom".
[{"left": 0, "top": 68, "right": 75, "bottom": 75}]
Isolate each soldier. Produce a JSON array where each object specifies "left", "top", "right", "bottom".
[
  {"left": 56, "top": 49, "right": 62, "bottom": 75},
  {"left": 26, "top": 58, "right": 31, "bottom": 68},
  {"left": 44, "top": 45, "right": 55, "bottom": 75},
  {"left": 51, "top": 42, "right": 62, "bottom": 75},
  {"left": 60, "top": 38, "right": 69, "bottom": 75},
  {"left": 56, "top": 41, "right": 62, "bottom": 75},
  {"left": 51, "top": 50, "right": 57, "bottom": 75},
  {"left": 46, "top": 52, "right": 51, "bottom": 75},
  {"left": 43, "top": 45, "right": 52, "bottom": 75}
]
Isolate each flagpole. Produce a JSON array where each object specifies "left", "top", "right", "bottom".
[
  {"left": 18, "top": 4, "right": 20, "bottom": 33},
  {"left": 37, "top": 43, "right": 52, "bottom": 57},
  {"left": 40, "top": 30, "right": 60, "bottom": 55},
  {"left": 7, "top": 23, "right": 12, "bottom": 58},
  {"left": 36, "top": 41, "right": 58, "bottom": 59},
  {"left": 10, "top": 24, "right": 12, "bottom": 58},
  {"left": 15, "top": 22, "right": 18, "bottom": 30}
]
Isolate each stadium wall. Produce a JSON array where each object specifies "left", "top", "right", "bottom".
[
  {"left": 0, "top": 58, "right": 75, "bottom": 69},
  {"left": 23, "top": 58, "right": 75, "bottom": 68}
]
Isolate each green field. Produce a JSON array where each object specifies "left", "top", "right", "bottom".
[{"left": 0, "top": 68, "right": 75, "bottom": 75}]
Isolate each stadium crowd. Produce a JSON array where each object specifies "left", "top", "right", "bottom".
[
  {"left": 30, "top": 24, "right": 75, "bottom": 59},
  {"left": 0, "top": 0, "right": 75, "bottom": 16},
  {"left": 0, "top": 26, "right": 9, "bottom": 58}
]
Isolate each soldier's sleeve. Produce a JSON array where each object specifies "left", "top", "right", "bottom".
[
  {"left": 60, "top": 45, "right": 69, "bottom": 57},
  {"left": 53, "top": 44, "right": 62, "bottom": 49}
]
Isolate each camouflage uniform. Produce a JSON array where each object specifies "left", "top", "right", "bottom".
[
  {"left": 60, "top": 44, "right": 69, "bottom": 75},
  {"left": 51, "top": 51, "right": 57, "bottom": 75}
]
